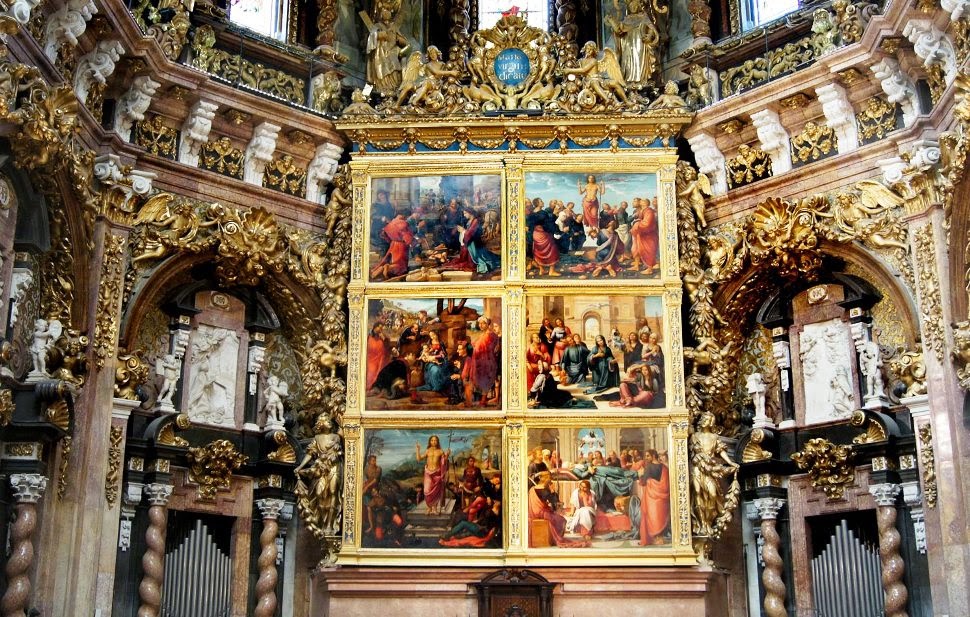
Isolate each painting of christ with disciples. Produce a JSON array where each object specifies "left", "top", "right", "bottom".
[
  {"left": 369, "top": 174, "right": 502, "bottom": 282},
  {"left": 527, "top": 426, "right": 671, "bottom": 549},
  {"left": 360, "top": 428, "right": 502, "bottom": 550},
  {"left": 524, "top": 295, "right": 665, "bottom": 410},
  {"left": 365, "top": 298, "right": 503, "bottom": 411},
  {"left": 524, "top": 172, "right": 661, "bottom": 280}
]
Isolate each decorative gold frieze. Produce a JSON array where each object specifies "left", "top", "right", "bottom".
[
  {"left": 134, "top": 115, "right": 178, "bottom": 159},
  {"left": 157, "top": 413, "right": 191, "bottom": 447},
  {"left": 263, "top": 154, "right": 307, "bottom": 197},
  {"left": 191, "top": 25, "right": 306, "bottom": 105},
  {"left": 918, "top": 424, "right": 937, "bottom": 508},
  {"left": 856, "top": 97, "right": 898, "bottom": 142},
  {"left": 105, "top": 426, "right": 123, "bottom": 506},
  {"left": 914, "top": 225, "right": 945, "bottom": 361},
  {"left": 93, "top": 233, "right": 126, "bottom": 369},
  {"left": 199, "top": 136, "right": 244, "bottom": 179},
  {"left": 926, "top": 64, "right": 946, "bottom": 105},
  {"left": 716, "top": 117, "right": 746, "bottom": 134},
  {"left": 115, "top": 351, "right": 149, "bottom": 400},
  {"left": 850, "top": 410, "right": 887, "bottom": 444},
  {"left": 224, "top": 108, "right": 251, "bottom": 125},
  {"left": 726, "top": 144, "right": 772, "bottom": 188},
  {"left": 130, "top": 0, "right": 191, "bottom": 61},
  {"left": 56, "top": 436, "right": 72, "bottom": 499},
  {"left": 790, "top": 121, "right": 837, "bottom": 164},
  {"left": 187, "top": 439, "right": 248, "bottom": 500},
  {"left": 831, "top": 0, "right": 878, "bottom": 45},
  {"left": 879, "top": 36, "right": 906, "bottom": 54},
  {"left": 836, "top": 67, "right": 867, "bottom": 86},
  {"left": 779, "top": 92, "right": 813, "bottom": 110},
  {"left": 791, "top": 438, "right": 855, "bottom": 500},
  {"left": 286, "top": 129, "right": 312, "bottom": 145}
]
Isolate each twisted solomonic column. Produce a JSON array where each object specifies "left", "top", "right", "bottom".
[
  {"left": 1, "top": 474, "right": 48, "bottom": 617},
  {"left": 869, "top": 483, "right": 908, "bottom": 617},
  {"left": 254, "top": 498, "right": 285, "bottom": 617},
  {"left": 137, "top": 483, "right": 173, "bottom": 617},
  {"left": 753, "top": 497, "right": 787, "bottom": 617}
]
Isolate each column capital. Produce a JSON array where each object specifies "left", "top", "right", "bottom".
[
  {"left": 256, "top": 497, "right": 286, "bottom": 520},
  {"left": 753, "top": 497, "right": 785, "bottom": 521},
  {"left": 868, "top": 482, "right": 901, "bottom": 507},
  {"left": 144, "top": 482, "right": 174, "bottom": 507},
  {"left": 9, "top": 473, "right": 48, "bottom": 503}
]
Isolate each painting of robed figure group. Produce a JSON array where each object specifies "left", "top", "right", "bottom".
[
  {"left": 365, "top": 298, "right": 503, "bottom": 411},
  {"left": 369, "top": 174, "right": 502, "bottom": 282},
  {"left": 360, "top": 428, "right": 503, "bottom": 550},
  {"left": 527, "top": 426, "right": 671, "bottom": 549},
  {"left": 524, "top": 295, "right": 665, "bottom": 409},
  {"left": 524, "top": 172, "right": 661, "bottom": 280}
]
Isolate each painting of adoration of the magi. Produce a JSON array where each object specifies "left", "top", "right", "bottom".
[
  {"left": 525, "top": 295, "right": 665, "bottom": 409},
  {"left": 365, "top": 298, "right": 503, "bottom": 411},
  {"left": 369, "top": 174, "right": 502, "bottom": 282},
  {"left": 527, "top": 426, "right": 671, "bottom": 549},
  {"left": 360, "top": 428, "right": 502, "bottom": 550},
  {"left": 524, "top": 172, "right": 660, "bottom": 280}
]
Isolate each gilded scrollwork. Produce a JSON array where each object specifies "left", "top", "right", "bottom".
[
  {"left": 914, "top": 225, "right": 945, "bottom": 362},
  {"left": 56, "top": 436, "right": 72, "bottom": 499},
  {"left": 856, "top": 97, "right": 899, "bottom": 143},
  {"left": 726, "top": 144, "right": 772, "bottom": 188},
  {"left": 130, "top": 0, "right": 191, "bottom": 61},
  {"left": 887, "top": 348, "right": 927, "bottom": 397},
  {"left": 105, "top": 425, "right": 123, "bottom": 506},
  {"left": 187, "top": 439, "right": 249, "bottom": 500},
  {"left": 115, "top": 351, "right": 149, "bottom": 400},
  {"left": 790, "top": 121, "right": 837, "bottom": 164},
  {"left": 93, "top": 234, "right": 126, "bottom": 369},
  {"left": 134, "top": 115, "right": 178, "bottom": 159},
  {"left": 199, "top": 136, "right": 244, "bottom": 179},
  {"left": 952, "top": 320, "right": 970, "bottom": 390},
  {"left": 918, "top": 423, "right": 937, "bottom": 508},
  {"left": 791, "top": 438, "right": 855, "bottom": 500},
  {"left": 263, "top": 154, "right": 307, "bottom": 197}
]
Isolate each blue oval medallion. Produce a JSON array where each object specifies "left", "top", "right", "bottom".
[{"left": 494, "top": 48, "right": 531, "bottom": 87}]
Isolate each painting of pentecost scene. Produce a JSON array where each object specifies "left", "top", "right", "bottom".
[
  {"left": 368, "top": 174, "right": 502, "bottom": 282},
  {"left": 524, "top": 172, "right": 660, "bottom": 280},
  {"left": 525, "top": 295, "right": 664, "bottom": 410},
  {"left": 365, "top": 298, "right": 503, "bottom": 411},
  {"left": 527, "top": 426, "right": 671, "bottom": 549},
  {"left": 361, "top": 428, "right": 503, "bottom": 550}
]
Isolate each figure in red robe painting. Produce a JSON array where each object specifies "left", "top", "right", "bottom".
[
  {"left": 469, "top": 316, "right": 500, "bottom": 406},
  {"left": 630, "top": 199, "right": 659, "bottom": 275},
  {"left": 370, "top": 211, "right": 414, "bottom": 280},
  {"left": 531, "top": 224, "right": 561, "bottom": 276},
  {"left": 366, "top": 323, "right": 391, "bottom": 390},
  {"left": 638, "top": 450, "right": 670, "bottom": 545}
]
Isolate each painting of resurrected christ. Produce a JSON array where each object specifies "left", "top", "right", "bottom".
[
  {"left": 365, "top": 298, "right": 503, "bottom": 411},
  {"left": 360, "top": 427, "right": 502, "bottom": 549},
  {"left": 369, "top": 174, "right": 502, "bottom": 282},
  {"left": 524, "top": 172, "right": 660, "bottom": 280}
]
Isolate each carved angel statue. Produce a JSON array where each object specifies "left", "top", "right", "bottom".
[
  {"left": 811, "top": 8, "right": 838, "bottom": 56},
  {"left": 311, "top": 70, "right": 343, "bottom": 113},
  {"left": 155, "top": 353, "right": 181, "bottom": 409},
  {"left": 685, "top": 63, "right": 713, "bottom": 108},
  {"left": 132, "top": 194, "right": 215, "bottom": 264},
  {"left": 746, "top": 372, "right": 768, "bottom": 424},
  {"left": 677, "top": 162, "right": 712, "bottom": 231},
  {"left": 561, "top": 42, "right": 628, "bottom": 111},
  {"left": 690, "top": 412, "right": 740, "bottom": 538},
  {"left": 604, "top": 0, "right": 664, "bottom": 89},
  {"left": 649, "top": 80, "right": 688, "bottom": 109},
  {"left": 363, "top": 7, "right": 409, "bottom": 96},
  {"left": 824, "top": 180, "right": 907, "bottom": 251},
  {"left": 858, "top": 340, "right": 885, "bottom": 401},
  {"left": 295, "top": 414, "right": 343, "bottom": 538},
  {"left": 395, "top": 45, "right": 461, "bottom": 111},
  {"left": 262, "top": 375, "right": 289, "bottom": 427},
  {"left": 28, "top": 318, "right": 61, "bottom": 378}
]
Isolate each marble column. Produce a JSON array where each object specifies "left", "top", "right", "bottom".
[
  {"left": 1, "top": 473, "right": 48, "bottom": 617},
  {"left": 869, "top": 483, "right": 908, "bottom": 617},
  {"left": 753, "top": 497, "right": 786, "bottom": 617},
  {"left": 254, "top": 498, "right": 285, "bottom": 617},
  {"left": 137, "top": 483, "right": 173, "bottom": 617}
]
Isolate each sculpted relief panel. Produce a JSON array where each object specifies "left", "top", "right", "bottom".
[
  {"left": 186, "top": 323, "right": 241, "bottom": 427},
  {"left": 798, "top": 318, "right": 855, "bottom": 424}
]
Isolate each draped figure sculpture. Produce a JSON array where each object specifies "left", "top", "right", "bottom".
[{"left": 604, "top": 0, "right": 663, "bottom": 90}]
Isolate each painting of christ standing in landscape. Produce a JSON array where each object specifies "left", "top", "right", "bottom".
[
  {"left": 526, "top": 426, "right": 671, "bottom": 549},
  {"left": 369, "top": 174, "right": 502, "bottom": 282},
  {"left": 524, "top": 172, "right": 660, "bottom": 280},
  {"left": 365, "top": 298, "right": 503, "bottom": 411},
  {"left": 360, "top": 428, "right": 502, "bottom": 549},
  {"left": 524, "top": 295, "right": 665, "bottom": 409}
]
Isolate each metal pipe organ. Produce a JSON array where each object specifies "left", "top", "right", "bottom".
[
  {"left": 810, "top": 519, "right": 884, "bottom": 617},
  {"left": 161, "top": 518, "right": 233, "bottom": 617}
]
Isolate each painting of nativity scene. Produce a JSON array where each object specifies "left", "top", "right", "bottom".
[
  {"left": 369, "top": 174, "right": 502, "bottom": 282},
  {"left": 360, "top": 428, "right": 502, "bottom": 550},
  {"left": 527, "top": 427, "right": 671, "bottom": 549},
  {"left": 524, "top": 172, "right": 660, "bottom": 280},
  {"left": 365, "top": 298, "right": 503, "bottom": 411},
  {"left": 524, "top": 295, "right": 665, "bottom": 409}
]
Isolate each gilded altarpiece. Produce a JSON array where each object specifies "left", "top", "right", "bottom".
[{"left": 339, "top": 142, "right": 694, "bottom": 566}]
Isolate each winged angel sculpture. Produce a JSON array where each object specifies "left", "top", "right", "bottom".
[
  {"left": 132, "top": 194, "right": 216, "bottom": 264},
  {"left": 559, "top": 42, "right": 629, "bottom": 112}
]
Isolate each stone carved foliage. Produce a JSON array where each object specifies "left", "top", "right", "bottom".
[
  {"left": 186, "top": 439, "right": 248, "bottom": 500},
  {"left": 791, "top": 438, "right": 855, "bottom": 500}
]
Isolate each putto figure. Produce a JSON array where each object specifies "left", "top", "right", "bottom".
[{"left": 155, "top": 353, "right": 181, "bottom": 411}]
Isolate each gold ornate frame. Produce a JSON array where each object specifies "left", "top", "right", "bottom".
[{"left": 341, "top": 149, "right": 695, "bottom": 565}]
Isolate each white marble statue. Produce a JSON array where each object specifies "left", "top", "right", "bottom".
[
  {"left": 829, "top": 366, "right": 855, "bottom": 417},
  {"left": 859, "top": 340, "right": 886, "bottom": 403},
  {"left": 800, "top": 319, "right": 855, "bottom": 424},
  {"left": 154, "top": 354, "right": 181, "bottom": 411},
  {"left": 262, "top": 375, "right": 289, "bottom": 429},
  {"left": 746, "top": 372, "right": 770, "bottom": 427},
  {"left": 27, "top": 318, "right": 61, "bottom": 381},
  {"left": 186, "top": 325, "right": 240, "bottom": 426}
]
